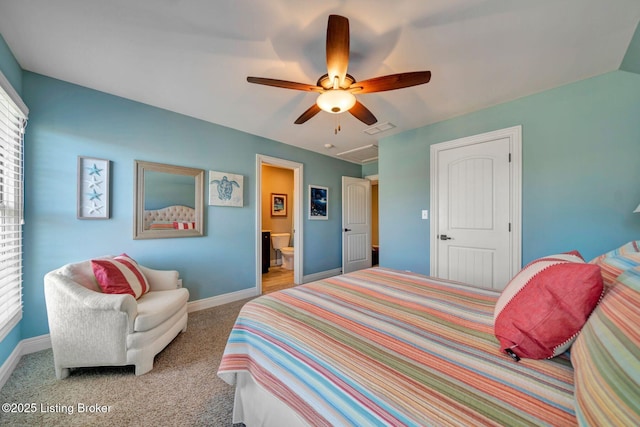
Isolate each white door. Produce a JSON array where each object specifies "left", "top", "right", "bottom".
[
  {"left": 430, "top": 126, "right": 522, "bottom": 290},
  {"left": 342, "top": 176, "right": 371, "bottom": 274}
]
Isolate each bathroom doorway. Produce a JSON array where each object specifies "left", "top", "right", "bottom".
[
  {"left": 256, "top": 155, "right": 303, "bottom": 295},
  {"left": 369, "top": 175, "right": 379, "bottom": 266}
]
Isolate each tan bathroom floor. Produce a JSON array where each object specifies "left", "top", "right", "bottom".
[{"left": 262, "top": 266, "right": 295, "bottom": 294}]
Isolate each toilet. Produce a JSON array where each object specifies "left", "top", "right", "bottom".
[
  {"left": 280, "top": 247, "right": 294, "bottom": 270},
  {"left": 271, "top": 233, "right": 294, "bottom": 270}
]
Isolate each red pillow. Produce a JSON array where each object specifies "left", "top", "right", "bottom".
[
  {"left": 494, "top": 252, "right": 603, "bottom": 360},
  {"left": 91, "top": 254, "right": 150, "bottom": 299},
  {"left": 173, "top": 221, "right": 196, "bottom": 230}
]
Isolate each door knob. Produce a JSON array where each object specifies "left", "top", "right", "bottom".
[
  {"left": 439, "top": 234, "right": 453, "bottom": 240},
  {"left": 344, "top": 228, "right": 352, "bottom": 232}
]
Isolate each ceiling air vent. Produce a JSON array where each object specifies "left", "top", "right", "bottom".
[
  {"left": 363, "top": 121, "right": 396, "bottom": 135},
  {"left": 336, "top": 144, "right": 378, "bottom": 164}
]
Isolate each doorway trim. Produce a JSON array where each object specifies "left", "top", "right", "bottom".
[
  {"left": 256, "top": 154, "right": 304, "bottom": 293},
  {"left": 429, "top": 125, "right": 522, "bottom": 280}
]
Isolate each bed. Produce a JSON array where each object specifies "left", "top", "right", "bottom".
[
  {"left": 143, "top": 205, "right": 196, "bottom": 230},
  {"left": 218, "top": 268, "right": 578, "bottom": 426},
  {"left": 219, "top": 241, "right": 640, "bottom": 426}
]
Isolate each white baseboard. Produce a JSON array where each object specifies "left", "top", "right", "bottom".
[
  {"left": 187, "top": 287, "right": 258, "bottom": 313},
  {"left": 0, "top": 342, "right": 21, "bottom": 390},
  {"left": 0, "top": 334, "right": 51, "bottom": 390},
  {"left": 302, "top": 268, "right": 342, "bottom": 283},
  {"left": 21, "top": 334, "right": 51, "bottom": 354}
]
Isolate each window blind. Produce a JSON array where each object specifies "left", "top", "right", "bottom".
[{"left": 0, "top": 71, "right": 28, "bottom": 342}]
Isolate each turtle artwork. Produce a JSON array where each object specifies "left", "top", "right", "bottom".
[
  {"left": 213, "top": 176, "right": 239, "bottom": 200},
  {"left": 209, "top": 171, "right": 244, "bottom": 207}
]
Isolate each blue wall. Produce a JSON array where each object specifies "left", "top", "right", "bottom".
[
  {"left": 362, "top": 161, "right": 378, "bottom": 177},
  {"left": 621, "top": 21, "right": 640, "bottom": 75},
  {"left": 379, "top": 70, "right": 640, "bottom": 275},
  {"left": 0, "top": 34, "right": 21, "bottom": 93}
]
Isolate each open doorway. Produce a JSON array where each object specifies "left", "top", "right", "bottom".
[
  {"left": 256, "top": 155, "right": 304, "bottom": 295},
  {"left": 366, "top": 174, "right": 379, "bottom": 267}
]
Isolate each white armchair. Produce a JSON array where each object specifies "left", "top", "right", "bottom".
[{"left": 44, "top": 257, "right": 189, "bottom": 379}]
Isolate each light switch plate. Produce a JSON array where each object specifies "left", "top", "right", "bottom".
[{"left": 421, "top": 210, "right": 429, "bottom": 219}]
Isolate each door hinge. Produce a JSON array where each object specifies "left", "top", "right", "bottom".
[
  {"left": 508, "top": 153, "right": 512, "bottom": 162},
  {"left": 508, "top": 223, "right": 512, "bottom": 232}
]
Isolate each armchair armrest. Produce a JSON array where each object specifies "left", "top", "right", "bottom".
[
  {"left": 45, "top": 272, "right": 138, "bottom": 325},
  {"left": 44, "top": 272, "right": 139, "bottom": 365},
  {"left": 139, "top": 265, "right": 180, "bottom": 291}
]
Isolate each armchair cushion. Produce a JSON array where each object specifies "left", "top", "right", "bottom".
[
  {"left": 92, "top": 254, "right": 150, "bottom": 299},
  {"left": 139, "top": 265, "right": 180, "bottom": 291},
  {"left": 134, "top": 288, "right": 189, "bottom": 332}
]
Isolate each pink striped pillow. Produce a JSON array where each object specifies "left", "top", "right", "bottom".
[
  {"left": 173, "top": 221, "right": 196, "bottom": 230},
  {"left": 494, "top": 252, "right": 603, "bottom": 360},
  {"left": 91, "top": 254, "right": 150, "bottom": 299}
]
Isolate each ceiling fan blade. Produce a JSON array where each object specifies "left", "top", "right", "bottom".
[
  {"left": 326, "top": 15, "right": 350, "bottom": 88},
  {"left": 351, "top": 71, "right": 432, "bottom": 94},
  {"left": 294, "top": 104, "right": 322, "bottom": 124},
  {"left": 247, "top": 77, "right": 322, "bottom": 92},
  {"left": 349, "top": 100, "right": 377, "bottom": 126}
]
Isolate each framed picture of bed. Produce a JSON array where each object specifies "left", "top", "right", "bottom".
[
  {"left": 77, "top": 156, "right": 110, "bottom": 219},
  {"left": 271, "top": 193, "right": 287, "bottom": 217},
  {"left": 309, "top": 185, "right": 328, "bottom": 220}
]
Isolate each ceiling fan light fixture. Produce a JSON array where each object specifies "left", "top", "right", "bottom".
[{"left": 316, "top": 90, "right": 356, "bottom": 114}]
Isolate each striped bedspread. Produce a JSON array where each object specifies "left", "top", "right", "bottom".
[{"left": 218, "top": 268, "right": 577, "bottom": 426}]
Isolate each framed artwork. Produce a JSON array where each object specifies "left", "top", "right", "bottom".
[
  {"left": 77, "top": 156, "right": 111, "bottom": 219},
  {"left": 271, "top": 193, "right": 287, "bottom": 217},
  {"left": 209, "top": 171, "right": 243, "bottom": 207},
  {"left": 309, "top": 185, "right": 328, "bottom": 220}
]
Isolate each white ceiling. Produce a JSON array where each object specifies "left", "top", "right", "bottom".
[{"left": 1, "top": 0, "right": 639, "bottom": 163}]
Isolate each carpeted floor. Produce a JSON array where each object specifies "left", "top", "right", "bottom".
[{"left": 0, "top": 298, "right": 253, "bottom": 426}]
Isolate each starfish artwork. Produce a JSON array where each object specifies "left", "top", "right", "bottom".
[
  {"left": 86, "top": 175, "right": 103, "bottom": 189},
  {"left": 87, "top": 163, "right": 103, "bottom": 176},
  {"left": 87, "top": 189, "right": 103, "bottom": 201},
  {"left": 79, "top": 157, "right": 110, "bottom": 219},
  {"left": 87, "top": 202, "right": 104, "bottom": 214}
]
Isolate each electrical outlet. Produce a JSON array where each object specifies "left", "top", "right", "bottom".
[{"left": 421, "top": 210, "right": 429, "bottom": 219}]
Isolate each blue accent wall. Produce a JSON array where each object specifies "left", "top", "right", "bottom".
[
  {"left": 0, "top": 34, "right": 21, "bottom": 93},
  {"left": 379, "top": 70, "right": 640, "bottom": 275},
  {"left": 362, "top": 161, "right": 378, "bottom": 177}
]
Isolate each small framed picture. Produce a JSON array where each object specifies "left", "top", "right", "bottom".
[
  {"left": 77, "top": 156, "right": 111, "bottom": 219},
  {"left": 271, "top": 193, "right": 287, "bottom": 217},
  {"left": 209, "top": 170, "right": 243, "bottom": 207},
  {"left": 309, "top": 185, "right": 328, "bottom": 220}
]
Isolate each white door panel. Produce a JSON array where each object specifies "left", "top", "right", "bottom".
[
  {"left": 342, "top": 177, "right": 371, "bottom": 274},
  {"left": 431, "top": 126, "right": 522, "bottom": 291}
]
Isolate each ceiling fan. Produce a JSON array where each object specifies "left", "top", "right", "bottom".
[{"left": 247, "top": 15, "right": 431, "bottom": 127}]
